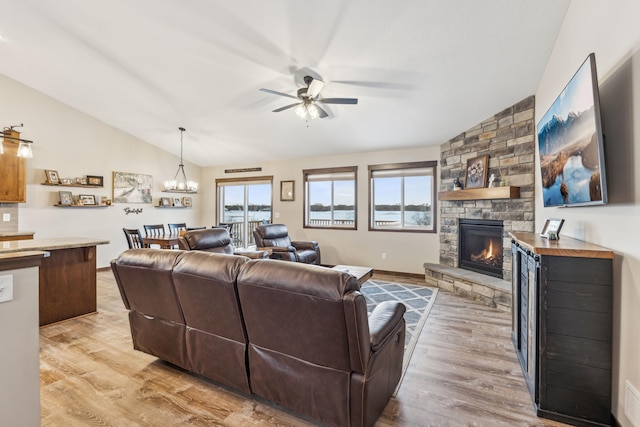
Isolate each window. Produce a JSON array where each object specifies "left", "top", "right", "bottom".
[
  {"left": 216, "top": 176, "right": 273, "bottom": 248},
  {"left": 368, "top": 161, "right": 437, "bottom": 233},
  {"left": 303, "top": 166, "right": 357, "bottom": 229}
]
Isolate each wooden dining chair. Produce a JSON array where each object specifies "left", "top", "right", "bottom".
[
  {"left": 144, "top": 224, "right": 165, "bottom": 237},
  {"left": 122, "top": 228, "right": 146, "bottom": 249},
  {"left": 186, "top": 226, "right": 206, "bottom": 231},
  {"left": 168, "top": 223, "right": 187, "bottom": 234}
]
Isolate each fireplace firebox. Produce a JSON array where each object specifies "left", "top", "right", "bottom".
[{"left": 458, "top": 219, "right": 504, "bottom": 278}]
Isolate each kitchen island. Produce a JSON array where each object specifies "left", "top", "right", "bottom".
[{"left": 0, "top": 237, "right": 109, "bottom": 326}]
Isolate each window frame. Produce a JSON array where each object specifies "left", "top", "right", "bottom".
[
  {"left": 215, "top": 175, "right": 274, "bottom": 247},
  {"left": 368, "top": 161, "right": 437, "bottom": 233},
  {"left": 303, "top": 166, "right": 358, "bottom": 230}
]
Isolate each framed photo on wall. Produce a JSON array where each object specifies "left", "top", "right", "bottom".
[
  {"left": 112, "top": 171, "right": 153, "bottom": 204},
  {"left": 280, "top": 180, "right": 294, "bottom": 201},
  {"left": 464, "top": 155, "right": 489, "bottom": 189}
]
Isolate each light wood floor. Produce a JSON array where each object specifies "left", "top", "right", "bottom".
[{"left": 40, "top": 270, "right": 570, "bottom": 426}]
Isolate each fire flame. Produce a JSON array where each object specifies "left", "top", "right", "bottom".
[{"left": 470, "top": 239, "right": 496, "bottom": 262}]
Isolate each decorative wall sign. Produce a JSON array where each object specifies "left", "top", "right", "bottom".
[
  {"left": 224, "top": 167, "right": 262, "bottom": 173},
  {"left": 124, "top": 207, "right": 143, "bottom": 215},
  {"left": 113, "top": 171, "right": 153, "bottom": 204}
]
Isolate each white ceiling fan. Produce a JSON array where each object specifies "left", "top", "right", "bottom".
[{"left": 259, "top": 76, "right": 358, "bottom": 120}]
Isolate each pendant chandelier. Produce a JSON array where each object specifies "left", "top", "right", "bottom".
[{"left": 163, "top": 127, "right": 198, "bottom": 193}]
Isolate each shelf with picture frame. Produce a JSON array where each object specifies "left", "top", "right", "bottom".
[
  {"left": 53, "top": 204, "right": 111, "bottom": 208},
  {"left": 53, "top": 191, "right": 112, "bottom": 208},
  {"left": 42, "top": 170, "right": 104, "bottom": 188},
  {"left": 155, "top": 196, "right": 193, "bottom": 208}
]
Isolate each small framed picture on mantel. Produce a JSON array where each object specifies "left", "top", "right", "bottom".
[{"left": 464, "top": 155, "right": 489, "bottom": 189}]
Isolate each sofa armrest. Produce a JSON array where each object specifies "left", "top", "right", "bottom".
[
  {"left": 291, "top": 240, "right": 318, "bottom": 250},
  {"left": 368, "top": 301, "right": 406, "bottom": 351}
]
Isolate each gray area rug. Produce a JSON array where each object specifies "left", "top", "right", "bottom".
[{"left": 360, "top": 279, "right": 439, "bottom": 395}]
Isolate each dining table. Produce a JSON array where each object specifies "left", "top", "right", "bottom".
[{"left": 142, "top": 234, "right": 181, "bottom": 249}]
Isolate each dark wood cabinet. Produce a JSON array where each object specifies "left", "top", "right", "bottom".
[{"left": 511, "top": 232, "right": 613, "bottom": 426}]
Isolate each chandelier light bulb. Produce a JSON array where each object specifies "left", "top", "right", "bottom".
[{"left": 17, "top": 141, "right": 33, "bottom": 158}]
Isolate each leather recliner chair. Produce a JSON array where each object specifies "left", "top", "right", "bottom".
[
  {"left": 253, "top": 223, "right": 320, "bottom": 264},
  {"left": 178, "top": 227, "right": 234, "bottom": 254},
  {"left": 237, "top": 260, "right": 406, "bottom": 427}
]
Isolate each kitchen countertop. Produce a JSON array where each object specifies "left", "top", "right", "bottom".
[{"left": 0, "top": 237, "right": 109, "bottom": 254}]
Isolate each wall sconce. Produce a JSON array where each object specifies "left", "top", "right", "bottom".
[{"left": 2, "top": 124, "right": 34, "bottom": 158}]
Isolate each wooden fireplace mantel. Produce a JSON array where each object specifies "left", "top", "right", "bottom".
[{"left": 438, "top": 186, "right": 520, "bottom": 201}]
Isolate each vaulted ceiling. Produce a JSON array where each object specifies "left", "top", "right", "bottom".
[{"left": 0, "top": 0, "right": 570, "bottom": 166}]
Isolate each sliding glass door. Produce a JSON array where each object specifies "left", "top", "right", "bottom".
[{"left": 216, "top": 177, "right": 272, "bottom": 248}]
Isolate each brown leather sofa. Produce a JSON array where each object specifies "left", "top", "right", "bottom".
[
  {"left": 111, "top": 249, "right": 251, "bottom": 393},
  {"left": 111, "top": 248, "right": 406, "bottom": 427},
  {"left": 253, "top": 223, "right": 321, "bottom": 264}
]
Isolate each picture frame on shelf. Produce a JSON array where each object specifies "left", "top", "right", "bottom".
[
  {"left": 60, "top": 178, "right": 73, "bottom": 185},
  {"left": 280, "top": 180, "right": 294, "bottom": 201},
  {"left": 173, "top": 197, "right": 182, "bottom": 207},
  {"left": 464, "top": 155, "right": 489, "bottom": 189},
  {"left": 100, "top": 196, "right": 112, "bottom": 206},
  {"left": 58, "top": 190, "right": 73, "bottom": 206},
  {"left": 182, "top": 197, "right": 192, "bottom": 207},
  {"left": 86, "top": 175, "right": 104, "bottom": 186},
  {"left": 45, "top": 169, "right": 60, "bottom": 184},
  {"left": 159, "top": 197, "right": 171, "bottom": 207},
  {"left": 79, "top": 194, "right": 96, "bottom": 205},
  {"left": 540, "top": 218, "right": 564, "bottom": 240}
]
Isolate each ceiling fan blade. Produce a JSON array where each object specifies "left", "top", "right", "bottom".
[
  {"left": 272, "top": 103, "right": 300, "bottom": 112},
  {"left": 315, "top": 104, "right": 329, "bottom": 119},
  {"left": 259, "top": 88, "right": 299, "bottom": 100},
  {"left": 307, "top": 79, "right": 325, "bottom": 98},
  {"left": 317, "top": 98, "right": 358, "bottom": 105}
]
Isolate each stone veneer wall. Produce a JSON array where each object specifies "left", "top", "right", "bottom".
[{"left": 439, "top": 96, "right": 536, "bottom": 280}]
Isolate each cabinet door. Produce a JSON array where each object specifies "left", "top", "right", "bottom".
[{"left": 0, "top": 131, "right": 27, "bottom": 202}]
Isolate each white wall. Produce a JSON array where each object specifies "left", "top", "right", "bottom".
[
  {"left": 535, "top": 1, "right": 640, "bottom": 424},
  {"left": 0, "top": 74, "right": 202, "bottom": 267},
  {"left": 201, "top": 145, "right": 442, "bottom": 275}
]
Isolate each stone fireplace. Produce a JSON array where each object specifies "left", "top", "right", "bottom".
[
  {"left": 438, "top": 96, "right": 536, "bottom": 280},
  {"left": 458, "top": 219, "right": 504, "bottom": 278}
]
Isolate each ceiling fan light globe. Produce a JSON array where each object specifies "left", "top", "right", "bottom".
[
  {"left": 295, "top": 105, "right": 307, "bottom": 118},
  {"left": 308, "top": 104, "right": 319, "bottom": 118}
]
